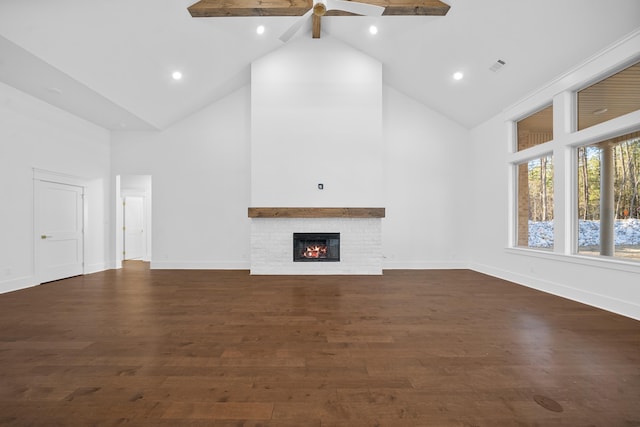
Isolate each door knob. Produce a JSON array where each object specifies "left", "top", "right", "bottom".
[{"left": 41, "top": 235, "right": 53, "bottom": 239}]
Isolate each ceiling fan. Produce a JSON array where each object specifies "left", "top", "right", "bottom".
[
  {"left": 278, "top": 0, "right": 384, "bottom": 42},
  {"left": 188, "top": 0, "right": 450, "bottom": 40}
]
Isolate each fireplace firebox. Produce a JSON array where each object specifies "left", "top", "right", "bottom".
[{"left": 293, "top": 233, "right": 340, "bottom": 262}]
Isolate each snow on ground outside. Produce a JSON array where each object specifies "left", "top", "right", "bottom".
[{"left": 529, "top": 219, "right": 640, "bottom": 248}]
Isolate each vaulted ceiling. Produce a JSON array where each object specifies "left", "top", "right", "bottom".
[{"left": 0, "top": 0, "right": 639, "bottom": 131}]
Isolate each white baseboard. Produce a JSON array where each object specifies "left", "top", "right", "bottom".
[
  {"left": 106, "top": 260, "right": 122, "bottom": 270},
  {"left": 383, "top": 260, "right": 468, "bottom": 270},
  {"left": 0, "top": 275, "right": 38, "bottom": 294},
  {"left": 85, "top": 262, "right": 107, "bottom": 275},
  {"left": 469, "top": 262, "right": 640, "bottom": 321},
  {"left": 150, "top": 260, "right": 250, "bottom": 270}
]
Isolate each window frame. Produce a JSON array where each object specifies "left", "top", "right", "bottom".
[
  {"left": 512, "top": 152, "right": 555, "bottom": 250},
  {"left": 576, "top": 59, "right": 640, "bottom": 132},
  {"left": 514, "top": 103, "right": 554, "bottom": 152},
  {"left": 508, "top": 108, "right": 556, "bottom": 250},
  {"left": 571, "top": 132, "right": 640, "bottom": 260},
  {"left": 505, "top": 53, "right": 640, "bottom": 271}
]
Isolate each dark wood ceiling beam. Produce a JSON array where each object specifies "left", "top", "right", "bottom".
[
  {"left": 312, "top": 14, "right": 322, "bottom": 38},
  {"left": 188, "top": 0, "right": 312, "bottom": 17},
  {"left": 188, "top": 0, "right": 450, "bottom": 17},
  {"left": 381, "top": 0, "right": 450, "bottom": 16}
]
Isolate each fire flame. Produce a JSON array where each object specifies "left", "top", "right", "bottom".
[{"left": 304, "top": 245, "right": 328, "bottom": 258}]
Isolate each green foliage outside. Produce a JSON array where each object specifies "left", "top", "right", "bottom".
[
  {"left": 527, "top": 155, "right": 554, "bottom": 221},
  {"left": 577, "top": 138, "right": 640, "bottom": 220}
]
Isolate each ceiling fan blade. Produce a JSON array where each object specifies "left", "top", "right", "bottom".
[
  {"left": 326, "top": 0, "right": 385, "bottom": 16},
  {"left": 279, "top": 9, "right": 314, "bottom": 42}
]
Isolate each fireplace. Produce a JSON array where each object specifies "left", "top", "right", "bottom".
[
  {"left": 249, "top": 209, "right": 384, "bottom": 274},
  {"left": 293, "top": 233, "right": 340, "bottom": 262}
]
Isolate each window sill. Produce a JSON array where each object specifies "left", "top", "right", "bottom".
[{"left": 505, "top": 247, "right": 640, "bottom": 274}]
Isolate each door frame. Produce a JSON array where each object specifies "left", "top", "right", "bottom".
[
  {"left": 33, "top": 168, "right": 87, "bottom": 283},
  {"left": 122, "top": 193, "right": 147, "bottom": 261},
  {"left": 116, "top": 175, "right": 152, "bottom": 266}
]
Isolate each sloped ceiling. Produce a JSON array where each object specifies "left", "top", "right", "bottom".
[{"left": 0, "top": 0, "right": 639, "bottom": 131}]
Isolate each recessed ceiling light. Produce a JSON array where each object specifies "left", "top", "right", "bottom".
[
  {"left": 256, "top": 25, "right": 265, "bottom": 35},
  {"left": 369, "top": 25, "right": 378, "bottom": 35},
  {"left": 172, "top": 71, "right": 183, "bottom": 81},
  {"left": 453, "top": 71, "right": 464, "bottom": 81}
]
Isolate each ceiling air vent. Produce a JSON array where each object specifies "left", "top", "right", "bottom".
[{"left": 489, "top": 59, "right": 506, "bottom": 73}]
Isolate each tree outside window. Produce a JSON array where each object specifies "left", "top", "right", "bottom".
[
  {"left": 517, "top": 155, "right": 554, "bottom": 249},
  {"left": 577, "top": 133, "right": 640, "bottom": 260}
]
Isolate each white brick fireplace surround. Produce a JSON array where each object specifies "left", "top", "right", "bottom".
[{"left": 249, "top": 208, "right": 384, "bottom": 275}]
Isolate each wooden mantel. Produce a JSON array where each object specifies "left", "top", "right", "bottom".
[{"left": 248, "top": 207, "right": 385, "bottom": 218}]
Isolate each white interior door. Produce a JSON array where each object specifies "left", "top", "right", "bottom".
[
  {"left": 124, "top": 196, "right": 145, "bottom": 260},
  {"left": 36, "top": 180, "right": 84, "bottom": 283}
]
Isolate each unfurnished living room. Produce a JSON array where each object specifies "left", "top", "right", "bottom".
[{"left": 1, "top": 0, "right": 640, "bottom": 425}]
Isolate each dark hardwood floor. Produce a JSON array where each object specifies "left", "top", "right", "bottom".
[{"left": 0, "top": 262, "right": 638, "bottom": 426}]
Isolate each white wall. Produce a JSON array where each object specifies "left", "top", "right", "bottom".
[
  {"left": 110, "top": 39, "right": 470, "bottom": 271},
  {"left": 250, "top": 36, "right": 470, "bottom": 270},
  {"left": 468, "top": 31, "right": 640, "bottom": 320},
  {"left": 111, "top": 86, "right": 252, "bottom": 269},
  {"left": 382, "top": 86, "right": 470, "bottom": 269},
  {"left": 251, "top": 37, "right": 383, "bottom": 207},
  {"left": 0, "top": 81, "right": 111, "bottom": 293}
]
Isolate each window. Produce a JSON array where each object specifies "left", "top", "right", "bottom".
[
  {"left": 577, "top": 61, "right": 640, "bottom": 131},
  {"left": 577, "top": 132, "right": 640, "bottom": 261},
  {"left": 508, "top": 53, "right": 640, "bottom": 267},
  {"left": 516, "top": 105, "right": 553, "bottom": 151},
  {"left": 517, "top": 155, "right": 554, "bottom": 249}
]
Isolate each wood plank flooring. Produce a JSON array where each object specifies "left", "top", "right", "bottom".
[{"left": 0, "top": 262, "right": 639, "bottom": 426}]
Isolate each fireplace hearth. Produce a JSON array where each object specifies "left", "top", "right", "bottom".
[
  {"left": 249, "top": 208, "right": 384, "bottom": 274},
  {"left": 293, "top": 233, "right": 340, "bottom": 262}
]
